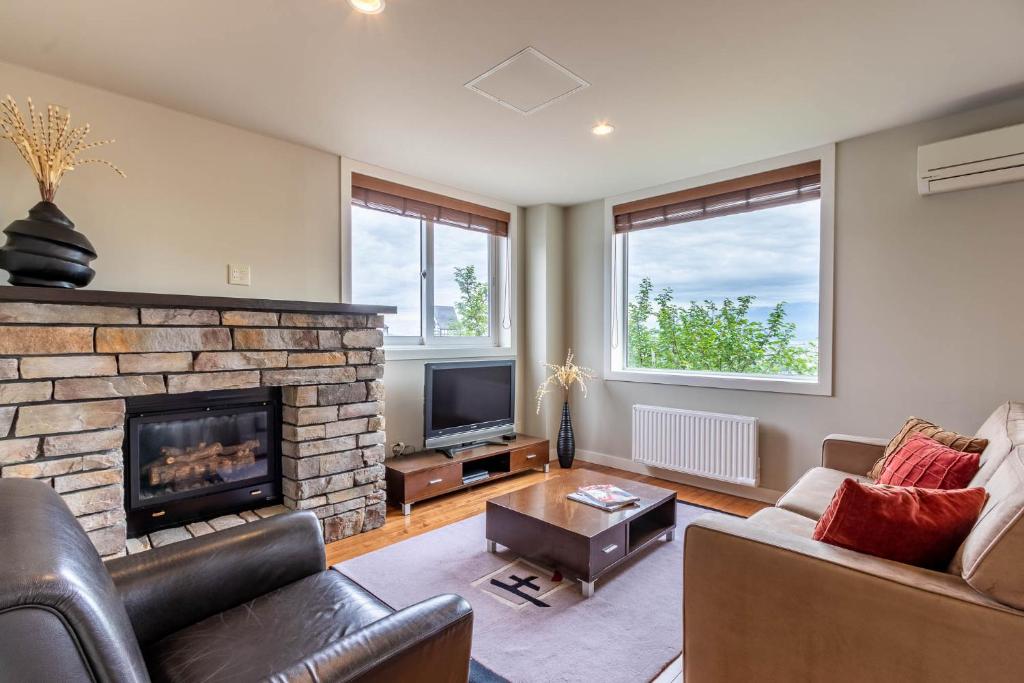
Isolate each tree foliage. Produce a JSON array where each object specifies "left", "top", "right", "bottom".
[
  {"left": 627, "top": 276, "right": 816, "bottom": 376},
  {"left": 447, "top": 265, "right": 489, "bottom": 336}
]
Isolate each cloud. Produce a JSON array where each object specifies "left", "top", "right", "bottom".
[
  {"left": 626, "top": 199, "right": 821, "bottom": 339},
  {"left": 627, "top": 200, "right": 820, "bottom": 304}
]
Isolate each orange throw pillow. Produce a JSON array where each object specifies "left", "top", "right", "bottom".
[
  {"left": 813, "top": 479, "right": 987, "bottom": 569},
  {"left": 868, "top": 416, "right": 988, "bottom": 480},
  {"left": 878, "top": 433, "right": 980, "bottom": 489}
]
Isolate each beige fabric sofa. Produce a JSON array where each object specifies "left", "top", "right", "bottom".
[{"left": 683, "top": 402, "right": 1024, "bottom": 682}]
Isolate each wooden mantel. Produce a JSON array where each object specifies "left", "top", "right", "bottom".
[{"left": 0, "top": 286, "right": 396, "bottom": 315}]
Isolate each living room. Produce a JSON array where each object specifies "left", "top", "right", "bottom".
[{"left": 1, "top": 2, "right": 1022, "bottom": 682}]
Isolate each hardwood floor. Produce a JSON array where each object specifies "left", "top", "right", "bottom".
[{"left": 325, "top": 460, "right": 767, "bottom": 566}]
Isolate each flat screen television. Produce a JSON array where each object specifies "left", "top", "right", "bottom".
[{"left": 424, "top": 360, "right": 515, "bottom": 452}]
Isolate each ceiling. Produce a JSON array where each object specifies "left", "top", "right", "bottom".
[{"left": 0, "top": 0, "right": 1022, "bottom": 206}]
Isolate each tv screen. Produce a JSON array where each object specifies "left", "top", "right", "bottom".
[{"left": 425, "top": 361, "right": 515, "bottom": 442}]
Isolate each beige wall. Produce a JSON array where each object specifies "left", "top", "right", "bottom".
[
  {"left": 0, "top": 61, "right": 530, "bottom": 457},
  {"left": 8, "top": 58, "right": 1022, "bottom": 495},
  {"left": 565, "top": 95, "right": 1024, "bottom": 498},
  {"left": 522, "top": 204, "right": 565, "bottom": 445},
  {"left": 0, "top": 61, "right": 340, "bottom": 300}
]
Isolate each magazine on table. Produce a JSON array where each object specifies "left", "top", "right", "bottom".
[{"left": 567, "top": 484, "right": 640, "bottom": 511}]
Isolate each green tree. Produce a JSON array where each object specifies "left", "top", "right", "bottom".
[
  {"left": 627, "top": 276, "right": 655, "bottom": 367},
  {"left": 626, "top": 276, "right": 817, "bottom": 376},
  {"left": 447, "top": 265, "right": 489, "bottom": 336}
]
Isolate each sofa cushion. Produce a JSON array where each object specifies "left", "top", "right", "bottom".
[
  {"left": 746, "top": 507, "right": 817, "bottom": 538},
  {"left": 877, "top": 433, "right": 980, "bottom": 489},
  {"left": 868, "top": 416, "right": 988, "bottom": 480},
  {"left": 969, "top": 401, "right": 1024, "bottom": 487},
  {"left": 954, "top": 446, "right": 1024, "bottom": 608},
  {"left": 813, "top": 479, "right": 987, "bottom": 569},
  {"left": 145, "top": 569, "right": 393, "bottom": 683},
  {"left": 777, "top": 467, "right": 872, "bottom": 520}
]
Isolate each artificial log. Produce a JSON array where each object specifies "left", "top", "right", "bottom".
[{"left": 146, "top": 440, "right": 261, "bottom": 489}]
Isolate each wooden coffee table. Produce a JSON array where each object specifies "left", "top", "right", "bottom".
[{"left": 485, "top": 469, "right": 677, "bottom": 597}]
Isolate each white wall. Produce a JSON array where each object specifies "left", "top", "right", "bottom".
[
  {"left": 566, "top": 95, "right": 1024, "bottom": 499},
  {"left": 0, "top": 60, "right": 341, "bottom": 300}
]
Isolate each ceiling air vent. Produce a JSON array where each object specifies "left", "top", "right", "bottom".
[{"left": 465, "top": 47, "right": 590, "bottom": 116}]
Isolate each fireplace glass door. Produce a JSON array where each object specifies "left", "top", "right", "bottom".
[
  {"left": 125, "top": 388, "right": 281, "bottom": 535},
  {"left": 134, "top": 407, "right": 270, "bottom": 502}
]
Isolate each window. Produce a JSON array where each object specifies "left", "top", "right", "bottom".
[
  {"left": 349, "top": 173, "right": 508, "bottom": 347},
  {"left": 608, "top": 151, "right": 833, "bottom": 394}
]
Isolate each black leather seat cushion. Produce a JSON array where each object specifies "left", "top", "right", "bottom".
[{"left": 145, "top": 570, "right": 394, "bottom": 683}]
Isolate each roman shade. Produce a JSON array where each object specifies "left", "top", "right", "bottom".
[
  {"left": 613, "top": 161, "right": 821, "bottom": 233},
  {"left": 351, "top": 173, "right": 509, "bottom": 237}
]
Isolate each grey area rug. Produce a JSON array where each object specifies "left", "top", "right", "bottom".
[{"left": 334, "top": 502, "right": 723, "bottom": 683}]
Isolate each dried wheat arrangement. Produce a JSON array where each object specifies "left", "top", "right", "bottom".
[
  {"left": 0, "top": 95, "right": 125, "bottom": 202},
  {"left": 535, "top": 349, "right": 596, "bottom": 413}
]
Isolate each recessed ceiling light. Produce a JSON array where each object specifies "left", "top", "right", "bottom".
[
  {"left": 349, "top": 0, "right": 385, "bottom": 14},
  {"left": 592, "top": 122, "right": 615, "bottom": 136}
]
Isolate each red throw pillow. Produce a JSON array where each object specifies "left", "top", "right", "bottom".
[
  {"left": 878, "top": 433, "right": 980, "bottom": 489},
  {"left": 813, "top": 479, "right": 987, "bottom": 569}
]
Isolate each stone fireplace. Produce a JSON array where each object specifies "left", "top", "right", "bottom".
[{"left": 0, "top": 287, "right": 393, "bottom": 557}]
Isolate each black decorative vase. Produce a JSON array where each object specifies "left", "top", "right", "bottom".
[
  {"left": 0, "top": 201, "right": 96, "bottom": 288},
  {"left": 556, "top": 400, "right": 575, "bottom": 468}
]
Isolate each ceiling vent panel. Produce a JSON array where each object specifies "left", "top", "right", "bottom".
[{"left": 465, "top": 47, "right": 589, "bottom": 116}]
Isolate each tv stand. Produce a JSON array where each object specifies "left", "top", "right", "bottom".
[{"left": 385, "top": 435, "right": 550, "bottom": 515}]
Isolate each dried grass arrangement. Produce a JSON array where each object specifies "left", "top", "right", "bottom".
[
  {"left": 535, "top": 349, "right": 596, "bottom": 414},
  {"left": 0, "top": 95, "right": 125, "bottom": 202}
]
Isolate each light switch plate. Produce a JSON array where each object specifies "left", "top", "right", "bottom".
[{"left": 227, "top": 263, "right": 251, "bottom": 286}]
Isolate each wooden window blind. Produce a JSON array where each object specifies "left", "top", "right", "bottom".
[
  {"left": 351, "top": 173, "right": 510, "bottom": 237},
  {"left": 613, "top": 161, "right": 821, "bottom": 233}
]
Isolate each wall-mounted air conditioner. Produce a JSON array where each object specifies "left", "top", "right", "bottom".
[{"left": 918, "top": 122, "right": 1024, "bottom": 195}]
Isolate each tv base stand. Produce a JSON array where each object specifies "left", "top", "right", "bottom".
[
  {"left": 386, "top": 435, "right": 550, "bottom": 516},
  {"left": 435, "top": 438, "right": 508, "bottom": 459}
]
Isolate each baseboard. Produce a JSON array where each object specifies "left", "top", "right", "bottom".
[{"left": 574, "top": 448, "right": 783, "bottom": 505}]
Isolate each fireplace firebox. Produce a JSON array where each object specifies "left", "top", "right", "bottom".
[{"left": 124, "top": 388, "right": 282, "bottom": 536}]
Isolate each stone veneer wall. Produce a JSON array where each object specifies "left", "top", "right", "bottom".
[{"left": 0, "top": 300, "right": 388, "bottom": 558}]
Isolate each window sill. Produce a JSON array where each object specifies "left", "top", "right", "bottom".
[
  {"left": 383, "top": 345, "right": 514, "bottom": 361},
  {"left": 605, "top": 368, "right": 831, "bottom": 396}
]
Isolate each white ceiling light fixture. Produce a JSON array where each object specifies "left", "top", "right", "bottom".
[
  {"left": 348, "top": 0, "right": 385, "bottom": 14},
  {"left": 465, "top": 47, "right": 590, "bottom": 116},
  {"left": 592, "top": 122, "right": 615, "bottom": 136}
]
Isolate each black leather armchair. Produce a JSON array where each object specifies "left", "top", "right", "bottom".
[{"left": 0, "top": 479, "right": 474, "bottom": 682}]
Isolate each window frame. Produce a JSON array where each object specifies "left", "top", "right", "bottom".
[
  {"left": 341, "top": 159, "right": 515, "bottom": 360},
  {"left": 422, "top": 222, "right": 500, "bottom": 347},
  {"left": 349, "top": 213, "right": 499, "bottom": 348},
  {"left": 603, "top": 145, "right": 835, "bottom": 396}
]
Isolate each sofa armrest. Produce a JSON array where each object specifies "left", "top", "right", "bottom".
[
  {"left": 821, "top": 433, "right": 888, "bottom": 475},
  {"left": 267, "top": 594, "right": 474, "bottom": 683},
  {"left": 684, "top": 515, "right": 1024, "bottom": 682},
  {"left": 106, "top": 510, "right": 325, "bottom": 646}
]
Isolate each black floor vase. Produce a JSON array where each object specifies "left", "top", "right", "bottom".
[
  {"left": 0, "top": 201, "right": 97, "bottom": 288},
  {"left": 557, "top": 400, "right": 575, "bottom": 468}
]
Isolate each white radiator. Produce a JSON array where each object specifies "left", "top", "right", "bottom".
[{"left": 631, "top": 405, "right": 759, "bottom": 487}]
